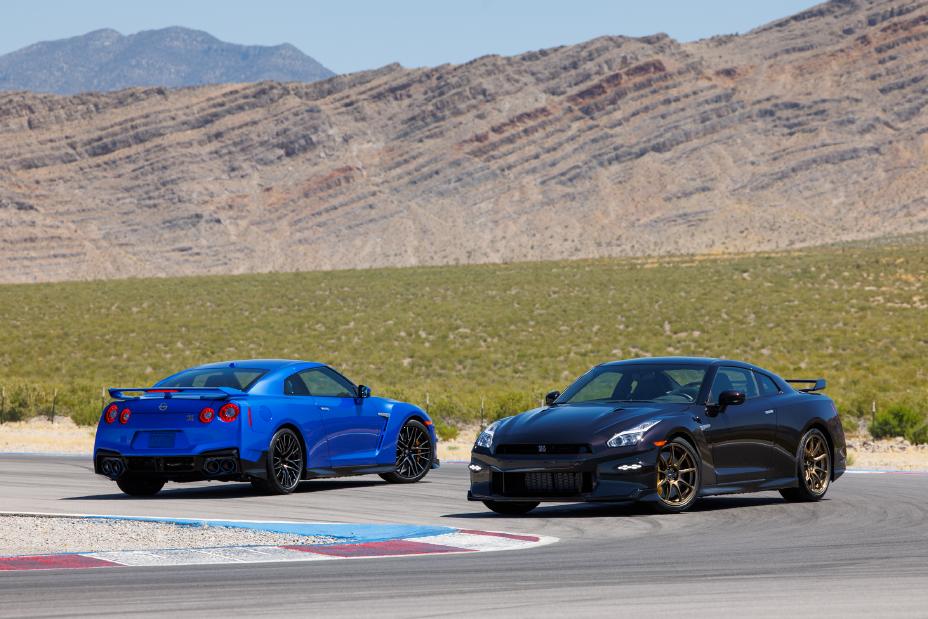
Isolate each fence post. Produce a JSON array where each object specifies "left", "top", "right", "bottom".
[
  {"left": 425, "top": 392, "right": 430, "bottom": 414},
  {"left": 50, "top": 389, "right": 58, "bottom": 422},
  {"left": 0, "top": 386, "right": 5, "bottom": 424},
  {"left": 480, "top": 396, "right": 485, "bottom": 429},
  {"left": 871, "top": 400, "right": 876, "bottom": 426}
]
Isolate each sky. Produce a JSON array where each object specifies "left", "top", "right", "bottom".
[{"left": 2, "top": 1, "right": 821, "bottom": 75}]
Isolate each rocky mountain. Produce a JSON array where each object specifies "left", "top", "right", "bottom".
[
  {"left": 0, "top": 27, "right": 334, "bottom": 94},
  {"left": 0, "top": 0, "right": 926, "bottom": 283}
]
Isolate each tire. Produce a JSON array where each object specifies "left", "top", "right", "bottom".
[
  {"left": 251, "top": 427, "right": 304, "bottom": 495},
  {"left": 379, "top": 419, "right": 433, "bottom": 484},
  {"left": 650, "top": 437, "right": 701, "bottom": 514},
  {"left": 780, "top": 428, "right": 831, "bottom": 502},
  {"left": 483, "top": 500, "right": 539, "bottom": 515},
  {"left": 116, "top": 477, "right": 165, "bottom": 497}
]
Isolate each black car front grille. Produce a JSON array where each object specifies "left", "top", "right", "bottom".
[
  {"left": 495, "top": 444, "right": 591, "bottom": 455},
  {"left": 492, "top": 471, "right": 593, "bottom": 497}
]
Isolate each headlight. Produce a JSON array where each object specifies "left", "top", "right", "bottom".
[
  {"left": 607, "top": 420, "right": 661, "bottom": 448},
  {"left": 475, "top": 420, "right": 501, "bottom": 449}
]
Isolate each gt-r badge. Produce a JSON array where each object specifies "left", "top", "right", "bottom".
[
  {"left": 537, "top": 445, "right": 547, "bottom": 453},
  {"left": 158, "top": 403, "right": 168, "bottom": 411},
  {"left": 186, "top": 415, "right": 194, "bottom": 422}
]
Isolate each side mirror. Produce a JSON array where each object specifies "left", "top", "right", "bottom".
[
  {"left": 718, "top": 390, "right": 745, "bottom": 407},
  {"left": 544, "top": 390, "right": 561, "bottom": 406},
  {"left": 357, "top": 385, "right": 371, "bottom": 398}
]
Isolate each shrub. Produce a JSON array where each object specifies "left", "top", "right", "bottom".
[
  {"left": 489, "top": 391, "right": 540, "bottom": 421},
  {"left": 432, "top": 419, "right": 460, "bottom": 441},
  {"left": 870, "top": 404, "right": 928, "bottom": 445}
]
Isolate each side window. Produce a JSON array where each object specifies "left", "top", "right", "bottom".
[
  {"left": 755, "top": 372, "right": 781, "bottom": 397},
  {"left": 283, "top": 373, "right": 311, "bottom": 396},
  {"left": 710, "top": 367, "right": 759, "bottom": 402},
  {"left": 299, "top": 367, "right": 356, "bottom": 398}
]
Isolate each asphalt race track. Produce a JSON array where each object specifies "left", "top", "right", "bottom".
[{"left": 0, "top": 456, "right": 927, "bottom": 618}]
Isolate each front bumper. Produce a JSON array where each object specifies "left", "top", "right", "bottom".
[
  {"left": 467, "top": 447, "right": 660, "bottom": 503},
  {"left": 94, "top": 448, "right": 257, "bottom": 483}
]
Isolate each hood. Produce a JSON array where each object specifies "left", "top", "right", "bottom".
[{"left": 492, "top": 402, "right": 692, "bottom": 447}]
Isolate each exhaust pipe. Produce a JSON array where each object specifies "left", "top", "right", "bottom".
[
  {"left": 101, "top": 458, "right": 125, "bottom": 480},
  {"left": 204, "top": 459, "right": 221, "bottom": 475},
  {"left": 220, "top": 459, "right": 236, "bottom": 473}
]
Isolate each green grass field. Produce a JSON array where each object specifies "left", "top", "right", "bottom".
[{"left": 0, "top": 237, "right": 925, "bottom": 437}]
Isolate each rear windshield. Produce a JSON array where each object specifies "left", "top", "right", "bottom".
[{"left": 157, "top": 368, "right": 267, "bottom": 391}]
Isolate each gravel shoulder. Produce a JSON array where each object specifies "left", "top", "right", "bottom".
[{"left": 0, "top": 515, "right": 334, "bottom": 556}]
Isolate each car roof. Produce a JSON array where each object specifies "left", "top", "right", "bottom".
[
  {"left": 600, "top": 356, "right": 764, "bottom": 370},
  {"left": 191, "top": 359, "right": 322, "bottom": 371}
]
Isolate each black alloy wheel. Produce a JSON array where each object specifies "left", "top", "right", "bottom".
[
  {"left": 380, "top": 419, "right": 433, "bottom": 483},
  {"left": 252, "top": 427, "right": 304, "bottom": 495}
]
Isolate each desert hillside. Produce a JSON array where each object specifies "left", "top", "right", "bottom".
[{"left": 0, "top": 0, "right": 926, "bottom": 283}]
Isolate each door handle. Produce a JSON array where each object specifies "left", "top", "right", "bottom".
[
  {"left": 319, "top": 406, "right": 331, "bottom": 412},
  {"left": 764, "top": 409, "right": 775, "bottom": 415},
  {"left": 377, "top": 412, "right": 390, "bottom": 419}
]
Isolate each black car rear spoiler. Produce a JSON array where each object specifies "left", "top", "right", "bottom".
[
  {"left": 785, "top": 379, "right": 826, "bottom": 393},
  {"left": 108, "top": 387, "right": 243, "bottom": 400}
]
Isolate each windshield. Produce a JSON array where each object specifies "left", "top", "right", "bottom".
[
  {"left": 157, "top": 367, "right": 267, "bottom": 391},
  {"left": 558, "top": 363, "right": 707, "bottom": 404}
]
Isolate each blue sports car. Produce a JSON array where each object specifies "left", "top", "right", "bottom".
[{"left": 94, "top": 360, "right": 439, "bottom": 496}]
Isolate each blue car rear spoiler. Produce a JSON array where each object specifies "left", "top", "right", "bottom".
[
  {"left": 108, "top": 387, "right": 244, "bottom": 400},
  {"left": 785, "top": 378, "right": 826, "bottom": 393}
]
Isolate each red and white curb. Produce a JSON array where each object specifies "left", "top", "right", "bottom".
[{"left": 0, "top": 529, "right": 556, "bottom": 572}]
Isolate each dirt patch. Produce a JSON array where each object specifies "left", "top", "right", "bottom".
[
  {"left": 0, "top": 417, "right": 94, "bottom": 453},
  {"left": 847, "top": 436, "right": 928, "bottom": 471}
]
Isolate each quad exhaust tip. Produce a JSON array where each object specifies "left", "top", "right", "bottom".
[
  {"left": 100, "top": 458, "right": 125, "bottom": 480},
  {"left": 203, "top": 457, "right": 237, "bottom": 475}
]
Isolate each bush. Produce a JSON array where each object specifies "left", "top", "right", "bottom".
[
  {"left": 870, "top": 404, "right": 928, "bottom": 445},
  {"left": 432, "top": 419, "right": 460, "bottom": 441},
  {"left": 489, "top": 391, "right": 540, "bottom": 421}
]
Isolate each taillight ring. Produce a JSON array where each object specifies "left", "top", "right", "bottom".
[
  {"left": 119, "top": 408, "right": 131, "bottom": 424},
  {"left": 199, "top": 407, "right": 216, "bottom": 424},
  {"left": 104, "top": 404, "right": 119, "bottom": 424},
  {"left": 218, "top": 402, "right": 240, "bottom": 423}
]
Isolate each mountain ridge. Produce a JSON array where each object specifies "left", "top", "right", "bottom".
[
  {"left": 0, "top": 26, "right": 335, "bottom": 95},
  {"left": 0, "top": 0, "right": 926, "bottom": 284}
]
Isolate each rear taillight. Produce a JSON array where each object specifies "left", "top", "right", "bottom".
[
  {"left": 218, "top": 403, "right": 240, "bottom": 423},
  {"left": 104, "top": 404, "right": 119, "bottom": 424},
  {"left": 199, "top": 407, "right": 215, "bottom": 424},
  {"left": 119, "top": 408, "right": 131, "bottom": 424}
]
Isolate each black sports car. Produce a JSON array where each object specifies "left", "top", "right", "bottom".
[{"left": 469, "top": 357, "right": 846, "bottom": 514}]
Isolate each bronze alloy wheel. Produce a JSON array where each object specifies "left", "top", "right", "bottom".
[
  {"left": 802, "top": 431, "right": 831, "bottom": 495},
  {"left": 656, "top": 441, "right": 699, "bottom": 508}
]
